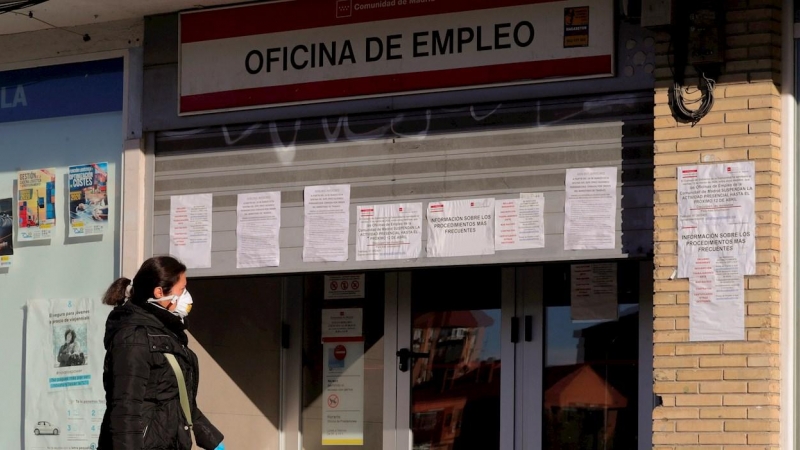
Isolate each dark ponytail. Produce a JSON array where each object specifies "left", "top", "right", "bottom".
[
  {"left": 102, "top": 256, "right": 187, "bottom": 308},
  {"left": 102, "top": 277, "right": 131, "bottom": 306}
]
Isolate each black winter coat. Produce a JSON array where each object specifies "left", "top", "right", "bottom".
[{"left": 98, "top": 302, "right": 223, "bottom": 450}]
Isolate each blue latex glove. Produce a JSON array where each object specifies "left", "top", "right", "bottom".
[{"left": 214, "top": 442, "right": 225, "bottom": 450}]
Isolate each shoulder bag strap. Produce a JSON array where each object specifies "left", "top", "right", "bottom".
[{"left": 164, "top": 353, "right": 193, "bottom": 429}]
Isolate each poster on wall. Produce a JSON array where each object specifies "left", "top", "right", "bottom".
[
  {"left": 427, "top": 198, "right": 495, "bottom": 258},
  {"left": 494, "top": 193, "right": 545, "bottom": 251},
  {"left": 236, "top": 191, "right": 281, "bottom": 268},
  {"left": 303, "top": 185, "right": 351, "bottom": 263},
  {"left": 24, "top": 298, "right": 111, "bottom": 450},
  {"left": 356, "top": 203, "right": 422, "bottom": 261},
  {"left": 68, "top": 163, "right": 109, "bottom": 237},
  {"left": 0, "top": 197, "right": 13, "bottom": 268},
  {"left": 18, "top": 168, "right": 56, "bottom": 241},
  {"left": 170, "top": 193, "right": 213, "bottom": 269},
  {"left": 689, "top": 255, "right": 745, "bottom": 341},
  {"left": 564, "top": 167, "right": 617, "bottom": 250},
  {"left": 677, "top": 162, "right": 755, "bottom": 278}
]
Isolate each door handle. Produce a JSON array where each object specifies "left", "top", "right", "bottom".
[
  {"left": 525, "top": 315, "right": 533, "bottom": 342},
  {"left": 397, "top": 348, "right": 428, "bottom": 372}
]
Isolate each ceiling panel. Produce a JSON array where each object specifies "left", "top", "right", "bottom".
[{"left": 0, "top": 0, "right": 251, "bottom": 35}]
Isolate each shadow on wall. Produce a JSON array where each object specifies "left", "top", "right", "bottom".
[{"left": 185, "top": 275, "right": 283, "bottom": 447}]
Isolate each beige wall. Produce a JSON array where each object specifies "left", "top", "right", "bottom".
[
  {"left": 187, "top": 276, "right": 284, "bottom": 450},
  {"left": 651, "top": 1, "right": 783, "bottom": 448}
]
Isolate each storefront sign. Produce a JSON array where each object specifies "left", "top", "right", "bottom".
[
  {"left": 356, "top": 203, "right": 422, "bottom": 261},
  {"left": 68, "top": 163, "right": 109, "bottom": 237},
  {"left": 427, "top": 198, "right": 495, "bottom": 257},
  {"left": 179, "top": 0, "right": 614, "bottom": 114},
  {"left": 170, "top": 193, "right": 213, "bottom": 269},
  {"left": 677, "top": 162, "right": 755, "bottom": 278},
  {"left": 18, "top": 168, "right": 57, "bottom": 242},
  {"left": 25, "top": 298, "right": 111, "bottom": 450},
  {"left": 0, "top": 59, "right": 123, "bottom": 123},
  {"left": 325, "top": 274, "right": 366, "bottom": 300}
]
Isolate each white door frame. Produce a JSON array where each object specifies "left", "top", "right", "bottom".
[
  {"left": 516, "top": 266, "right": 544, "bottom": 450},
  {"left": 393, "top": 268, "right": 517, "bottom": 450},
  {"left": 386, "top": 262, "right": 652, "bottom": 450}
]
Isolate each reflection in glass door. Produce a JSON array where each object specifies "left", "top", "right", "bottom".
[
  {"left": 541, "top": 263, "right": 641, "bottom": 450},
  {"left": 406, "top": 267, "right": 504, "bottom": 450}
]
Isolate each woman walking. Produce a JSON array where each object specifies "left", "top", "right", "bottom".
[{"left": 98, "top": 256, "right": 224, "bottom": 450}]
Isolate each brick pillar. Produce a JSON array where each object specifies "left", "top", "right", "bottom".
[{"left": 652, "top": 1, "right": 782, "bottom": 448}]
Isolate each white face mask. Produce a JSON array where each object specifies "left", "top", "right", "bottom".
[{"left": 147, "top": 288, "right": 193, "bottom": 319}]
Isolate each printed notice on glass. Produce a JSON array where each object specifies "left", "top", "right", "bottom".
[
  {"left": 356, "top": 203, "right": 422, "bottom": 261},
  {"left": 236, "top": 192, "right": 281, "bottom": 268},
  {"left": 495, "top": 194, "right": 545, "bottom": 251},
  {"left": 325, "top": 274, "right": 366, "bottom": 300},
  {"left": 564, "top": 167, "right": 617, "bottom": 250},
  {"left": 427, "top": 198, "right": 495, "bottom": 257},
  {"left": 322, "top": 340, "right": 364, "bottom": 446},
  {"left": 18, "top": 168, "right": 57, "bottom": 241},
  {"left": 678, "top": 162, "right": 755, "bottom": 278},
  {"left": 304, "top": 185, "right": 350, "bottom": 262},
  {"left": 571, "top": 263, "right": 618, "bottom": 321},
  {"left": 322, "top": 308, "right": 363, "bottom": 341},
  {"left": 170, "top": 194, "right": 213, "bottom": 269},
  {"left": 690, "top": 255, "right": 745, "bottom": 341}
]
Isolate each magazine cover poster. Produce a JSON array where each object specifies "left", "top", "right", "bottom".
[
  {"left": 0, "top": 198, "right": 12, "bottom": 267},
  {"left": 25, "top": 298, "right": 110, "bottom": 450},
  {"left": 18, "top": 168, "right": 56, "bottom": 241},
  {"left": 68, "top": 163, "right": 109, "bottom": 237}
]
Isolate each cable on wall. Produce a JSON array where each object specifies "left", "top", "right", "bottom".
[{"left": 669, "top": 73, "right": 716, "bottom": 126}]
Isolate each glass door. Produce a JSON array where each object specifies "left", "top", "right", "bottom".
[
  {"left": 392, "top": 262, "right": 651, "bottom": 450},
  {"left": 395, "top": 267, "right": 516, "bottom": 450}
]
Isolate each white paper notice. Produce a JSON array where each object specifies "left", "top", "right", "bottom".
[
  {"left": 495, "top": 194, "right": 545, "bottom": 251},
  {"left": 427, "top": 198, "right": 495, "bottom": 257},
  {"left": 321, "top": 308, "right": 363, "bottom": 341},
  {"left": 690, "top": 255, "right": 745, "bottom": 341},
  {"left": 303, "top": 185, "right": 350, "bottom": 262},
  {"left": 236, "top": 192, "right": 281, "bottom": 268},
  {"left": 322, "top": 340, "right": 364, "bottom": 446},
  {"left": 678, "top": 162, "right": 755, "bottom": 278},
  {"left": 170, "top": 194, "right": 212, "bottom": 269},
  {"left": 571, "top": 263, "right": 618, "bottom": 321},
  {"left": 564, "top": 167, "right": 617, "bottom": 250},
  {"left": 356, "top": 203, "right": 422, "bottom": 261}
]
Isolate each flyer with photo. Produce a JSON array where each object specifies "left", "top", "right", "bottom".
[{"left": 68, "top": 163, "right": 109, "bottom": 237}]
